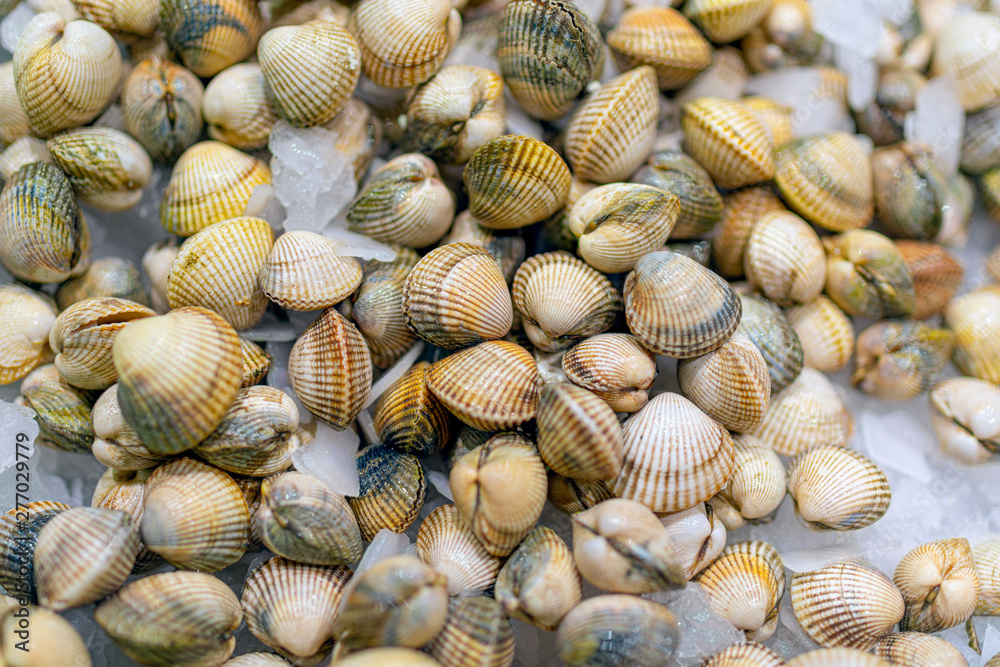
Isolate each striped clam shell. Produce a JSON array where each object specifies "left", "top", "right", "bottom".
[
  {"left": 537, "top": 383, "right": 623, "bottom": 481},
  {"left": 417, "top": 503, "right": 502, "bottom": 595},
  {"left": 121, "top": 56, "right": 204, "bottom": 163},
  {"left": 222, "top": 654, "right": 293, "bottom": 667},
  {"left": 348, "top": 445, "right": 426, "bottom": 542},
  {"left": 13, "top": 14, "right": 122, "bottom": 137},
  {"left": 659, "top": 501, "right": 727, "bottom": 580},
  {"left": 681, "top": 96, "right": 775, "bottom": 189},
  {"left": 787, "top": 444, "right": 890, "bottom": 531},
  {"left": 824, "top": 229, "right": 916, "bottom": 319},
  {"left": 160, "top": 0, "right": 264, "bottom": 78},
  {"left": 0, "top": 284, "right": 57, "bottom": 386},
  {"left": 984, "top": 168, "right": 1000, "bottom": 222},
  {"left": 754, "top": 367, "right": 853, "bottom": 456},
  {"left": 685, "top": 0, "right": 774, "bottom": 43},
  {"left": 744, "top": 210, "right": 826, "bottom": 306},
  {"left": 496, "top": 0, "right": 604, "bottom": 121},
  {"left": 961, "top": 103, "right": 1000, "bottom": 174},
  {"left": 72, "top": 0, "right": 159, "bottom": 38},
  {"left": 33, "top": 507, "right": 139, "bottom": 610},
  {"left": 348, "top": 0, "right": 460, "bottom": 89},
  {"left": 703, "top": 642, "right": 787, "bottom": 667},
  {"left": 872, "top": 632, "right": 967, "bottom": 667},
  {"left": 46, "top": 127, "right": 152, "bottom": 212},
  {"left": 427, "top": 340, "right": 539, "bottom": 431},
  {"left": 90, "top": 467, "right": 161, "bottom": 575},
  {"left": 351, "top": 246, "right": 419, "bottom": 369},
  {"left": 450, "top": 433, "right": 548, "bottom": 557},
  {"left": 613, "top": 392, "right": 736, "bottom": 513},
  {"left": 242, "top": 556, "right": 352, "bottom": 665},
  {"left": 695, "top": 540, "right": 784, "bottom": 641},
  {"left": 735, "top": 290, "right": 804, "bottom": 395},
  {"left": 259, "top": 230, "right": 362, "bottom": 311},
  {"left": 945, "top": 286, "right": 1000, "bottom": 384},
  {"left": 442, "top": 210, "right": 526, "bottom": 284},
  {"left": 607, "top": 7, "right": 712, "bottom": 90},
  {"left": 562, "top": 333, "right": 657, "bottom": 413},
  {"left": 556, "top": 595, "right": 680, "bottom": 667},
  {"left": 0, "top": 136, "right": 53, "bottom": 181},
  {"left": 774, "top": 132, "right": 874, "bottom": 232},
  {"left": 624, "top": 251, "right": 742, "bottom": 359},
  {"left": 17, "top": 364, "right": 94, "bottom": 453},
  {"left": 787, "top": 649, "right": 891, "bottom": 666},
  {"left": 239, "top": 338, "right": 270, "bottom": 387},
  {"left": 91, "top": 383, "right": 171, "bottom": 470},
  {"left": 547, "top": 474, "right": 614, "bottom": 515},
  {"left": 0, "top": 62, "right": 31, "bottom": 145},
  {"left": 893, "top": 538, "right": 980, "bottom": 633},
  {"left": 896, "top": 240, "right": 964, "bottom": 321},
  {"left": 495, "top": 526, "right": 581, "bottom": 631},
  {"left": 929, "top": 377, "right": 1000, "bottom": 464},
  {"left": 851, "top": 320, "right": 954, "bottom": 402},
  {"left": 932, "top": 11, "right": 1000, "bottom": 112},
  {"left": 974, "top": 539, "right": 1000, "bottom": 615},
  {"left": 288, "top": 308, "right": 372, "bottom": 429},
  {"left": 790, "top": 561, "right": 904, "bottom": 650},
  {"left": 160, "top": 142, "right": 271, "bottom": 236},
  {"left": 786, "top": 296, "right": 855, "bottom": 374},
  {"left": 373, "top": 361, "right": 451, "bottom": 457},
  {"left": 258, "top": 19, "right": 361, "bottom": 127},
  {"left": 427, "top": 596, "right": 514, "bottom": 667},
  {"left": 113, "top": 306, "right": 243, "bottom": 454},
  {"left": 710, "top": 434, "right": 785, "bottom": 530},
  {"left": 742, "top": 96, "right": 794, "bottom": 146},
  {"left": 203, "top": 64, "right": 280, "bottom": 150},
  {"left": 464, "top": 134, "right": 572, "bottom": 230},
  {"left": 0, "top": 501, "right": 69, "bottom": 604},
  {"left": 56, "top": 256, "right": 150, "bottom": 310},
  {"left": 630, "top": 150, "right": 723, "bottom": 241},
  {"left": 564, "top": 66, "right": 659, "bottom": 183}
]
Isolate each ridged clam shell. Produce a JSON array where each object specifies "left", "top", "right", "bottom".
[
  {"left": 348, "top": 445, "right": 426, "bottom": 542},
  {"left": 496, "top": 0, "right": 604, "bottom": 121},
  {"left": 255, "top": 472, "right": 363, "bottom": 565},
  {"left": 512, "top": 251, "right": 621, "bottom": 351},
  {"left": 710, "top": 434, "right": 785, "bottom": 529},
  {"left": 427, "top": 596, "right": 514, "bottom": 667},
  {"left": 34, "top": 507, "right": 138, "bottom": 610},
  {"left": 785, "top": 296, "right": 855, "bottom": 373},
  {"left": 556, "top": 595, "right": 680, "bottom": 667},
  {"left": 258, "top": 19, "right": 361, "bottom": 127},
  {"left": 49, "top": 296, "right": 155, "bottom": 390},
  {"left": 56, "top": 256, "right": 150, "bottom": 310},
  {"left": 0, "top": 162, "right": 90, "bottom": 284},
  {"left": 931, "top": 11, "right": 1000, "bottom": 111},
  {"left": 91, "top": 383, "right": 170, "bottom": 470},
  {"left": 929, "top": 377, "right": 1000, "bottom": 464},
  {"left": 47, "top": 127, "right": 152, "bottom": 212},
  {"left": 695, "top": 540, "right": 785, "bottom": 640},
  {"left": 427, "top": 340, "right": 539, "bottom": 431},
  {"left": 242, "top": 556, "right": 352, "bottom": 665},
  {"left": 961, "top": 103, "right": 1000, "bottom": 174},
  {"left": 90, "top": 467, "right": 161, "bottom": 574},
  {"left": 141, "top": 458, "right": 250, "bottom": 572},
  {"left": 121, "top": 56, "right": 204, "bottom": 163},
  {"left": 537, "top": 383, "right": 623, "bottom": 481},
  {"left": 0, "top": 284, "right": 57, "bottom": 386},
  {"left": 685, "top": 0, "right": 774, "bottom": 42},
  {"left": 872, "top": 632, "right": 967, "bottom": 667},
  {"left": 0, "top": 62, "right": 31, "bottom": 145},
  {"left": 548, "top": 475, "right": 614, "bottom": 517},
  {"left": 13, "top": 13, "right": 121, "bottom": 137},
  {"left": 113, "top": 306, "right": 243, "bottom": 454},
  {"left": 703, "top": 642, "right": 786, "bottom": 667},
  {"left": 95, "top": 570, "right": 242, "bottom": 667},
  {"left": 160, "top": 0, "right": 264, "bottom": 78},
  {"left": 222, "top": 655, "right": 293, "bottom": 667},
  {"left": 288, "top": 308, "right": 372, "bottom": 429},
  {"left": 678, "top": 333, "right": 771, "bottom": 433},
  {"left": 568, "top": 183, "right": 681, "bottom": 274},
  {"left": 239, "top": 337, "right": 270, "bottom": 387},
  {"left": 562, "top": 333, "right": 657, "bottom": 413},
  {"left": 373, "top": 361, "right": 451, "bottom": 456},
  {"left": 974, "top": 539, "right": 1000, "bottom": 615},
  {"left": 417, "top": 503, "right": 502, "bottom": 595},
  {"left": 72, "top": 0, "right": 158, "bottom": 37},
  {"left": 786, "top": 444, "right": 890, "bottom": 531},
  {"left": 681, "top": 96, "right": 775, "bottom": 189},
  {"left": 630, "top": 150, "right": 723, "bottom": 240},
  {"left": 790, "top": 561, "right": 904, "bottom": 650},
  {"left": 988, "top": 244, "right": 1000, "bottom": 282},
  {"left": 451, "top": 433, "right": 548, "bottom": 557},
  {"left": 786, "top": 648, "right": 890, "bottom": 666},
  {"left": 736, "top": 290, "right": 804, "bottom": 394},
  {"left": 893, "top": 538, "right": 979, "bottom": 633},
  {"left": 443, "top": 212, "right": 525, "bottom": 285},
  {"left": 614, "top": 392, "right": 736, "bottom": 513},
  {"left": 333, "top": 649, "right": 441, "bottom": 667},
  {"left": 0, "top": 605, "right": 92, "bottom": 666},
  {"left": 659, "top": 502, "right": 727, "bottom": 579},
  {"left": 944, "top": 285, "right": 1000, "bottom": 384},
  {"left": 742, "top": 96, "right": 794, "bottom": 146},
  {"left": 17, "top": 364, "right": 94, "bottom": 453},
  {"left": 753, "top": 367, "right": 853, "bottom": 456},
  {"left": 897, "top": 240, "right": 964, "bottom": 320},
  {"left": 852, "top": 320, "right": 954, "bottom": 402},
  {"left": 0, "top": 135, "right": 53, "bottom": 180},
  {"left": 203, "top": 64, "right": 280, "bottom": 150},
  {"left": 348, "top": 0, "right": 459, "bottom": 89},
  {"left": 259, "top": 230, "right": 361, "bottom": 311},
  {"left": 495, "top": 526, "right": 581, "bottom": 631},
  {"left": 824, "top": 230, "right": 916, "bottom": 319},
  {"left": 774, "top": 132, "right": 874, "bottom": 232},
  {"left": 0, "top": 501, "right": 69, "bottom": 604},
  {"left": 352, "top": 246, "right": 419, "bottom": 369},
  {"left": 564, "top": 66, "right": 659, "bottom": 183},
  {"left": 464, "top": 135, "right": 572, "bottom": 230},
  {"left": 403, "top": 242, "right": 513, "bottom": 350},
  {"left": 871, "top": 143, "right": 948, "bottom": 240},
  {"left": 624, "top": 251, "right": 742, "bottom": 358},
  {"left": 983, "top": 168, "right": 1000, "bottom": 222},
  {"left": 744, "top": 211, "right": 825, "bottom": 306},
  {"left": 607, "top": 7, "right": 712, "bottom": 90}
]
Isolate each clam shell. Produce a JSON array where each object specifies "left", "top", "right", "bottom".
[
  {"left": 786, "top": 444, "right": 890, "bottom": 531},
  {"left": 742, "top": 96, "right": 794, "bottom": 146},
  {"left": 288, "top": 308, "right": 372, "bottom": 429},
  {"left": 348, "top": 445, "right": 426, "bottom": 542},
  {"left": 824, "top": 229, "right": 916, "bottom": 319},
  {"left": 442, "top": 211, "right": 525, "bottom": 284},
  {"left": 931, "top": 11, "right": 1000, "bottom": 112},
  {"left": 373, "top": 360, "right": 451, "bottom": 456},
  {"left": 735, "top": 290, "right": 804, "bottom": 394},
  {"left": 681, "top": 96, "right": 775, "bottom": 189},
  {"left": 929, "top": 377, "right": 1000, "bottom": 464},
  {"left": 988, "top": 243, "right": 1000, "bottom": 282},
  {"left": 17, "top": 364, "right": 94, "bottom": 453},
  {"left": 427, "top": 596, "right": 514, "bottom": 667},
  {"left": 703, "top": 642, "right": 787, "bottom": 667},
  {"left": 46, "top": 127, "right": 152, "bottom": 212},
  {"left": 0, "top": 135, "right": 53, "bottom": 180},
  {"left": 851, "top": 320, "right": 954, "bottom": 402},
  {"left": 630, "top": 150, "right": 723, "bottom": 240},
  {"left": 983, "top": 168, "right": 1000, "bottom": 222},
  {"left": 613, "top": 392, "right": 736, "bottom": 513},
  {"left": 871, "top": 142, "right": 948, "bottom": 240},
  {"left": 872, "top": 632, "right": 967, "bottom": 667},
  {"left": 90, "top": 467, "right": 161, "bottom": 574},
  {"left": 56, "top": 256, "right": 150, "bottom": 310},
  {"left": 684, "top": 0, "right": 775, "bottom": 43},
  {"left": 113, "top": 306, "right": 243, "bottom": 454},
  {"left": 537, "top": 383, "right": 623, "bottom": 481},
  {"left": 944, "top": 285, "right": 1000, "bottom": 384},
  {"left": 91, "top": 383, "right": 171, "bottom": 470},
  {"left": 239, "top": 337, "right": 271, "bottom": 388},
  {"left": 786, "top": 648, "right": 890, "bottom": 666},
  {"left": 495, "top": 526, "right": 581, "bottom": 631},
  {"left": 0, "top": 605, "right": 92, "bottom": 667},
  {"left": 713, "top": 435, "right": 785, "bottom": 529},
  {"left": 427, "top": 340, "right": 539, "bottom": 431},
  {"left": 961, "top": 103, "right": 1000, "bottom": 174},
  {"left": 222, "top": 655, "right": 293, "bottom": 667},
  {"left": 893, "top": 537, "right": 979, "bottom": 633},
  {"left": 352, "top": 246, "right": 420, "bottom": 369},
  {"left": 974, "top": 539, "right": 1000, "bottom": 615},
  {"left": 562, "top": 333, "right": 657, "bottom": 413},
  {"left": 203, "top": 64, "right": 280, "bottom": 150},
  {"left": 160, "top": 0, "right": 264, "bottom": 77},
  {"left": 753, "top": 367, "right": 853, "bottom": 456},
  {"left": 624, "top": 251, "right": 742, "bottom": 358},
  {"left": 259, "top": 230, "right": 362, "bottom": 311},
  {"left": 121, "top": 56, "right": 204, "bottom": 163},
  {"left": 0, "top": 501, "right": 70, "bottom": 604},
  {"left": 333, "top": 649, "right": 441, "bottom": 667},
  {"left": 417, "top": 503, "right": 502, "bottom": 595},
  {"left": 785, "top": 296, "right": 855, "bottom": 373},
  {"left": 896, "top": 240, "right": 963, "bottom": 321},
  {"left": 556, "top": 595, "right": 680, "bottom": 667},
  {"left": 72, "top": 0, "right": 158, "bottom": 38},
  {"left": 547, "top": 473, "right": 614, "bottom": 515},
  {"left": 606, "top": 7, "right": 712, "bottom": 90},
  {"left": 790, "top": 561, "right": 904, "bottom": 650},
  {"left": 659, "top": 502, "right": 727, "bottom": 579},
  {"left": 695, "top": 540, "right": 785, "bottom": 641},
  {"left": 0, "top": 62, "right": 32, "bottom": 145},
  {"left": 744, "top": 210, "right": 826, "bottom": 306},
  {"left": 0, "top": 284, "right": 57, "bottom": 386}
]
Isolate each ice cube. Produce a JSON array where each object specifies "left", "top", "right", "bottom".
[
  {"left": 353, "top": 529, "right": 410, "bottom": 578},
  {"left": 645, "top": 583, "right": 744, "bottom": 666},
  {"left": 289, "top": 421, "right": 361, "bottom": 497},
  {"left": 322, "top": 226, "right": 398, "bottom": 262},
  {"left": 905, "top": 75, "right": 965, "bottom": 176},
  {"left": 363, "top": 342, "right": 424, "bottom": 409},
  {"left": 812, "top": 0, "right": 883, "bottom": 58},
  {"left": 0, "top": 400, "right": 36, "bottom": 475},
  {"left": 1, "top": 3, "right": 37, "bottom": 53},
  {"left": 426, "top": 470, "right": 454, "bottom": 502},
  {"left": 835, "top": 45, "right": 879, "bottom": 112},
  {"left": 860, "top": 409, "right": 934, "bottom": 483}
]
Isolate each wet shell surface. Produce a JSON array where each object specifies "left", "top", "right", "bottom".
[
  {"left": 0, "top": 62, "right": 31, "bottom": 145},
  {"left": 606, "top": 7, "right": 712, "bottom": 90},
  {"left": 703, "top": 642, "right": 787, "bottom": 667},
  {"left": 238, "top": 337, "right": 271, "bottom": 388},
  {"left": 785, "top": 296, "right": 855, "bottom": 373},
  {"left": 90, "top": 467, "right": 161, "bottom": 574},
  {"left": 893, "top": 537, "right": 980, "bottom": 633},
  {"left": 91, "top": 383, "right": 172, "bottom": 470},
  {"left": 121, "top": 56, "right": 205, "bottom": 163},
  {"left": 160, "top": 0, "right": 264, "bottom": 78},
  {"left": 931, "top": 11, "right": 1000, "bottom": 112},
  {"left": 786, "top": 444, "right": 891, "bottom": 531},
  {"left": 417, "top": 503, "right": 502, "bottom": 595},
  {"left": 786, "top": 648, "right": 891, "bottom": 666},
  {"left": 711, "top": 433, "right": 786, "bottom": 528},
  {"left": 685, "top": 0, "right": 775, "bottom": 43},
  {"left": 896, "top": 240, "right": 964, "bottom": 321},
  {"left": 536, "top": 383, "right": 623, "bottom": 481},
  {"left": 0, "top": 501, "right": 69, "bottom": 604},
  {"left": 872, "top": 632, "right": 967, "bottom": 667},
  {"left": 562, "top": 333, "right": 657, "bottom": 413},
  {"left": 556, "top": 595, "right": 680, "bottom": 667},
  {"left": 851, "top": 320, "right": 954, "bottom": 402},
  {"left": 735, "top": 290, "right": 804, "bottom": 394},
  {"left": 46, "top": 127, "right": 152, "bottom": 212},
  {"left": 929, "top": 377, "right": 1000, "bottom": 464},
  {"left": 55, "top": 256, "right": 149, "bottom": 310},
  {"left": 695, "top": 540, "right": 785, "bottom": 641},
  {"left": 348, "top": 445, "right": 426, "bottom": 542},
  {"left": 547, "top": 474, "right": 615, "bottom": 515},
  {"left": 659, "top": 502, "right": 727, "bottom": 579},
  {"left": 203, "top": 63, "right": 280, "bottom": 150},
  {"left": 259, "top": 230, "right": 362, "bottom": 311},
  {"left": 495, "top": 526, "right": 581, "bottom": 632},
  {"left": 961, "top": 103, "right": 1000, "bottom": 174},
  {"left": 974, "top": 539, "right": 1000, "bottom": 615},
  {"left": 712, "top": 186, "right": 784, "bottom": 278},
  {"left": 681, "top": 96, "right": 775, "bottom": 189},
  {"left": 0, "top": 284, "right": 57, "bottom": 386},
  {"left": 943, "top": 285, "right": 1000, "bottom": 384},
  {"left": 753, "top": 367, "right": 854, "bottom": 456},
  {"left": 426, "top": 595, "right": 514, "bottom": 667},
  {"left": 824, "top": 229, "right": 916, "bottom": 320},
  {"left": 374, "top": 360, "right": 451, "bottom": 457},
  {"left": 0, "top": 135, "right": 53, "bottom": 180},
  {"left": 17, "top": 363, "right": 94, "bottom": 453},
  {"left": 352, "top": 246, "right": 420, "bottom": 369},
  {"left": 630, "top": 150, "right": 723, "bottom": 240},
  {"left": 744, "top": 210, "right": 826, "bottom": 306}
]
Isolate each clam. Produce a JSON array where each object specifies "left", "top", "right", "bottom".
[
  {"left": 56, "top": 256, "right": 150, "bottom": 310},
  {"left": 0, "top": 62, "right": 31, "bottom": 145},
  {"left": 403, "top": 243, "right": 513, "bottom": 350},
  {"left": 852, "top": 320, "right": 954, "bottom": 402},
  {"left": 113, "top": 306, "right": 243, "bottom": 454},
  {"left": 464, "top": 135, "right": 571, "bottom": 230},
  {"left": 556, "top": 595, "right": 680, "bottom": 667},
  {"left": 931, "top": 11, "right": 1000, "bottom": 112},
  {"left": 786, "top": 649, "right": 891, "bottom": 666},
  {"left": 450, "top": 433, "right": 547, "bottom": 557},
  {"left": 1, "top": 604, "right": 93, "bottom": 666},
  {"left": 0, "top": 284, "right": 57, "bottom": 386},
  {"left": 71, "top": 0, "right": 158, "bottom": 38},
  {"left": 442, "top": 211, "right": 525, "bottom": 284},
  {"left": 974, "top": 539, "right": 1000, "bottom": 615},
  {"left": 872, "top": 632, "right": 967, "bottom": 667},
  {"left": 496, "top": 0, "right": 604, "bottom": 120},
  {"left": 417, "top": 503, "right": 502, "bottom": 595},
  {"left": 678, "top": 333, "right": 770, "bottom": 433},
  {"left": 288, "top": 308, "right": 372, "bottom": 429},
  {"left": 159, "top": 141, "right": 271, "bottom": 237},
  {"left": 824, "top": 229, "right": 916, "bottom": 319},
  {"left": 564, "top": 66, "right": 659, "bottom": 183},
  {"left": 567, "top": 183, "right": 681, "bottom": 274},
  {"left": 333, "top": 649, "right": 441, "bottom": 667},
  {"left": 95, "top": 570, "right": 243, "bottom": 667},
  {"left": 871, "top": 142, "right": 949, "bottom": 240},
  {"left": 14, "top": 13, "right": 121, "bottom": 137},
  {"left": 351, "top": 246, "right": 420, "bottom": 369},
  {"left": 562, "top": 333, "right": 657, "bottom": 413},
  {"left": 160, "top": 0, "right": 263, "bottom": 77},
  {"left": 91, "top": 466, "right": 161, "bottom": 574},
  {"left": 222, "top": 656, "right": 294, "bottom": 667},
  {"left": 695, "top": 540, "right": 785, "bottom": 640},
  {"left": 0, "top": 501, "right": 70, "bottom": 604},
  {"left": 548, "top": 475, "right": 614, "bottom": 517},
  {"left": 121, "top": 56, "right": 204, "bottom": 163},
  {"left": 742, "top": 96, "right": 794, "bottom": 146},
  {"left": 929, "top": 377, "right": 1000, "bottom": 464},
  {"left": 893, "top": 537, "right": 980, "bottom": 633},
  {"left": 258, "top": 19, "right": 361, "bottom": 127},
  {"left": 786, "top": 444, "right": 891, "bottom": 531},
  {"left": 347, "top": 154, "right": 455, "bottom": 248},
  {"left": 0, "top": 162, "right": 90, "bottom": 284},
  {"left": 943, "top": 285, "right": 1000, "bottom": 383},
  {"left": 988, "top": 244, "right": 1000, "bottom": 282},
  {"left": 703, "top": 642, "right": 787, "bottom": 667},
  {"left": 142, "top": 237, "right": 179, "bottom": 313},
  {"left": 255, "top": 471, "right": 363, "bottom": 565},
  {"left": 630, "top": 150, "right": 723, "bottom": 240},
  {"left": 773, "top": 132, "right": 874, "bottom": 232},
  {"left": 536, "top": 383, "right": 623, "bottom": 481},
  {"left": 16, "top": 364, "right": 94, "bottom": 453},
  {"left": 47, "top": 127, "right": 152, "bottom": 211},
  {"left": 684, "top": 0, "right": 775, "bottom": 43},
  {"left": 741, "top": 0, "right": 821, "bottom": 73},
  {"left": 984, "top": 168, "right": 1000, "bottom": 223},
  {"left": 427, "top": 596, "right": 514, "bottom": 667},
  {"left": 961, "top": 102, "right": 1000, "bottom": 174},
  {"left": 242, "top": 556, "right": 352, "bottom": 666},
  {"left": 785, "top": 296, "right": 855, "bottom": 373},
  {"left": 855, "top": 67, "right": 923, "bottom": 147},
  {"left": 614, "top": 392, "right": 735, "bottom": 514},
  {"left": 0, "top": 136, "right": 53, "bottom": 180},
  {"left": 753, "top": 367, "right": 854, "bottom": 456},
  {"left": 735, "top": 290, "right": 804, "bottom": 394},
  {"left": 709, "top": 433, "right": 786, "bottom": 529},
  {"left": 606, "top": 6, "right": 712, "bottom": 90},
  {"left": 677, "top": 46, "right": 749, "bottom": 107},
  {"left": 658, "top": 502, "right": 727, "bottom": 579},
  {"left": 239, "top": 337, "right": 271, "bottom": 387},
  {"left": 373, "top": 361, "right": 451, "bottom": 456},
  {"left": 624, "top": 251, "right": 742, "bottom": 358},
  {"left": 259, "top": 231, "right": 361, "bottom": 311},
  {"left": 495, "top": 526, "right": 581, "bottom": 631},
  {"left": 744, "top": 210, "right": 826, "bottom": 307},
  {"left": 91, "top": 383, "right": 171, "bottom": 470},
  {"left": 894, "top": 240, "right": 964, "bottom": 321},
  {"left": 790, "top": 561, "right": 905, "bottom": 650},
  {"left": 681, "top": 96, "right": 775, "bottom": 189},
  {"left": 348, "top": 445, "right": 426, "bottom": 542},
  {"left": 203, "top": 64, "right": 280, "bottom": 150}
]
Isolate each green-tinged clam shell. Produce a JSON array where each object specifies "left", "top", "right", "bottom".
[
  {"left": 56, "top": 257, "right": 150, "bottom": 310},
  {"left": 373, "top": 361, "right": 451, "bottom": 457},
  {"left": 852, "top": 320, "right": 954, "bottom": 402},
  {"left": 824, "top": 230, "right": 916, "bottom": 319},
  {"left": 238, "top": 337, "right": 271, "bottom": 388},
  {"left": 47, "top": 127, "right": 153, "bottom": 212},
  {"left": 16, "top": 364, "right": 94, "bottom": 453},
  {"left": 735, "top": 290, "right": 803, "bottom": 394},
  {"left": 0, "top": 501, "right": 70, "bottom": 604},
  {"left": 122, "top": 56, "right": 205, "bottom": 163},
  {"left": 348, "top": 446, "right": 426, "bottom": 542},
  {"left": 160, "top": 0, "right": 264, "bottom": 78},
  {"left": 351, "top": 246, "right": 420, "bottom": 369},
  {"left": 556, "top": 595, "right": 680, "bottom": 667},
  {"left": 961, "top": 102, "right": 1000, "bottom": 174},
  {"left": 871, "top": 142, "right": 948, "bottom": 240},
  {"left": 632, "top": 150, "right": 723, "bottom": 240}
]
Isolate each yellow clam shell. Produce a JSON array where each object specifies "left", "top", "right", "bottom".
[
  {"left": 681, "top": 96, "right": 775, "bottom": 189},
  {"left": 160, "top": 0, "right": 264, "bottom": 78}
]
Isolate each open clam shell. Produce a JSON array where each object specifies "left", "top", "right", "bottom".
[{"left": 929, "top": 377, "right": 1000, "bottom": 464}]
